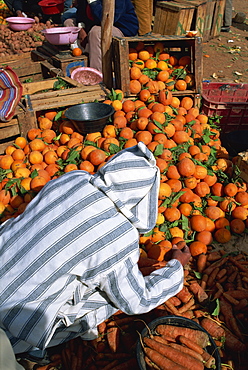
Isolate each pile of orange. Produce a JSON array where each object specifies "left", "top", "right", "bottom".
[
  {"left": 0, "top": 85, "right": 248, "bottom": 262},
  {"left": 128, "top": 41, "right": 194, "bottom": 94}
]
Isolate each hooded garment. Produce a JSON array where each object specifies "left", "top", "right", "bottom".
[{"left": 0, "top": 143, "right": 183, "bottom": 354}]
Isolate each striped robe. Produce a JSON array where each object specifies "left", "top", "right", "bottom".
[{"left": 0, "top": 142, "right": 183, "bottom": 354}]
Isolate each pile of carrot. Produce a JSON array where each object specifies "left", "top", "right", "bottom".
[
  {"left": 32, "top": 250, "right": 248, "bottom": 370},
  {"left": 140, "top": 323, "right": 215, "bottom": 370}
]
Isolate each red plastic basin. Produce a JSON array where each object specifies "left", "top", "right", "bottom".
[{"left": 38, "top": 0, "right": 64, "bottom": 15}]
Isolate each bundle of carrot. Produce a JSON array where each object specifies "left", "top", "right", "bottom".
[{"left": 139, "top": 323, "right": 216, "bottom": 370}]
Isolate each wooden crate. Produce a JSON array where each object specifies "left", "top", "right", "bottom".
[
  {"left": 0, "top": 53, "right": 62, "bottom": 83},
  {"left": 153, "top": 1, "right": 195, "bottom": 36},
  {"left": 178, "top": 0, "right": 208, "bottom": 41},
  {"left": 32, "top": 42, "right": 88, "bottom": 77},
  {"left": 211, "top": 0, "right": 226, "bottom": 38},
  {"left": 0, "top": 79, "right": 109, "bottom": 154},
  {"left": 236, "top": 156, "right": 248, "bottom": 183},
  {"left": 112, "top": 34, "right": 203, "bottom": 98}
]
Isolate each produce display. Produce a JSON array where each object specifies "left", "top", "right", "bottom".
[
  {"left": 0, "top": 18, "right": 54, "bottom": 56},
  {"left": 0, "top": 41, "right": 248, "bottom": 370}
]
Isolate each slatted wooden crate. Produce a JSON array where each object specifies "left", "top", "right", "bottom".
[
  {"left": 153, "top": 1, "right": 195, "bottom": 36},
  {"left": 0, "top": 79, "right": 109, "bottom": 154},
  {"left": 211, "top": 0, "right": 226, "bottom": 38},
  {"left": 32, "top": 42, "right": 88, "bottom": 77},
  {"left": 236, "top": 156, "right": 248, "bottom": 183},
  {"left": 0, "top": 53, "right": 61, "bottom": 82},
  {"left": 112, "top": 34, "right": 203, "bottom": 100}
]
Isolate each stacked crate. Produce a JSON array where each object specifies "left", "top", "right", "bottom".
[
  {"left": 153, "top": 0, "right": 226, "bottom": 42},
  {"left": 112, "top": 34, "right": 202, "bottom": 106}
]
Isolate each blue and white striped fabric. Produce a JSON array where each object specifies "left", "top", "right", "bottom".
[{"left": 0, "top": 142, "right": 183, "bottom": 354}]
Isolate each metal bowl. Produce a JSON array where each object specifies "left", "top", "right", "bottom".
[
  {"left": 64, "top": 102, "right": 115, "bottom": 134},
  {"left": 136, "top": 315, "right": 221, "bottom": 370},
  {"left": 41, "top": 27, "right": 80, "bottom": 45},
  {"left": 6, "top": 17, "right": 35, "bottom": 31}
]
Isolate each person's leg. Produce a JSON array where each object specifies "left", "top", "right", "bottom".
[
  {"left": 222, "top": 0, "right": 232, "bottom": 31},
  {"left": 62, "top": 7, "right": 77, "bottom": 25},
  {"left": 133, "top": 0, "right": 153, "bottom": 35},
  {"left": 0, "top": 328, "right": 24, "bottom": 370},
  {"left": 88, "top": 25, "right": 124, "bottom": 72}
]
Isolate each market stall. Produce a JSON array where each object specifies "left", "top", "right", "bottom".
[{"left": 0, "top": 1, "right": 248, "bottom": 369}]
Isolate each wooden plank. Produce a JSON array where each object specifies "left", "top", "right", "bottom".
[
  {"left": 153, "top": 1, "right": 195, "bottom": 35},
  {"left": 211, "top": 0, "right": 226, "bottom": 38},
  {"left": 0, "top": 118, "right": 18, "bottom": 130},
  {"left": 203, "top": 0, "right": 216, "bottom": 42},
  {"left": 237, "top": 156, "right": 248, "bottom": 183},
  {"left": 22, "top": 79, "right": 57, "bottom": 95},
  {"left": 28, "top": 89, "right": 107, "bottom": 111},
  {"left": 0, "top": 52, "right": 32, "bottom": 64},
  {"left": 0, "top": 123, "right": 20, "bottom": 140},
  {"left": 102, "top": 0, "right": 114, "bottom": 89}
]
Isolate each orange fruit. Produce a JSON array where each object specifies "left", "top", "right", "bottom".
[
  {"left": 14, "top": 136, "right": 27, "bottom": 149},
  {"left": 175, "top": 79, "right": 187, "bottom": 91},
  {"left": 190, "top": 215, "right": 207, "bottom": 232},
  {"left": 230, "top": 219, "right": 245, "bottom": 234},
  {"left": 130, "top": 79, "right": 142, "bottom": 94},
  {"left": 38, "top": 117, "right": 53, "bottom": 130},
  {"left": 214, "top": 228, "right": 231, "bottom": 243},
  {"left": 189, "top": 241, "right": 207, "bottom": 256},
  {"left": 30, "top": 176, "right": 47, "bottom": 192},
  {"left": 72, "top": 47, "right": 82, "bottom": 56},
  {"left": 158, "top": 183, "right": 172, "bottom": 200},
  {"left": 88, "top": 149, "right": 107, "bottom": 166}
]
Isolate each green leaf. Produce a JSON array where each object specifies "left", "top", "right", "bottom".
[
  {"left": 108, "top": 143, "right": 120, "bottom": 155},
  {"left": 211, "top": 299, "right": 220, "bottom": 316},
  {"left": 193, "top": 271, "right": 202, "bottom": 279},
  {"left": 31, "top": 169, "right": 38, "bottom": 179},
  {"left": 153, "top": 143, "right": 164, "bottom": 157}
]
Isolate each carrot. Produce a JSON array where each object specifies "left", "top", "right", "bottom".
[
  {"left": 153, "top": 335, "right": 170, "bottom": 345},
  {"left": 207, "top": 251, "right": 221, "bottom": 261},
  {"left": 233, "top": 298, "right": 247, "bottom": 312},
  {"left": 222, "top": 292, "right": 239, "bottom": 305},
  {"left": 107, "top": 326, "right": 120, "bottom": 353},
  {"left": 226, "top": 290, "right": 248, "bottom": 299},
  {"left": 102, "top": 360, "right": 119, "bottom": 370},
  {"left": 200, "top": 273, "right": 208, "bottom": 289},
  {"left": 207, "top": 267, "right": 220, "bottom": 287},
  {"left": 156, "top": 325, "right": 209, "bottom": 347},
  {"left": 107, "top": 317, "right": 136, "bottom": 327},
  {"left": 143, "top": 337, "right": 204, "bottom": 370},
  {"left": 176, "top": 287, "right": 192, "bottom": 303},
  {"left": 144, "top": 355, "right": 161, "bottom": 369},
  {"left": 201, "top": 351, "right": 216, "bottom": 368},
  {"left": 144, "top": 347, "right": 188, "bottom": 370},
  {"left": 189, "top": 282, "right": 208, "bottom": 303},
  {"left": 164, "top": 299, "right": 180, "bottom": 315},
  {"left": 229, "top": 257, "right": 248, "bottom": 272},
  {"left": 203, "top": 257, "right": 229, "bottom": 275},
  {"left": 169, "top": 342, "right": 204, "bottom": 362},
  {"left": 111, "top": 358, "right": 138, "bottom": 370},
  {"left": 227, "top": 270, "right": 238, "bottom": 283},
  {"left": 98, "top": 321, "right": 107, "bottom": 334},
  {"left": 178, "top": 297, "right": 195, "bottom": 313},
  {"left": 197, "top": 253, "right": 207, "bottom": 273},
  {"left": 95, "top": 353, "right": 131, "bottom": 361},
  {"left": 216, "top": 268, "right": 227, "bottom": 280},
  {"left": 178, "top": 335, "right": 204, "bottom": 354},
  {"left": 229, "top": 317, "right": 245, "bottom": 341},
  {"left": 200, "top": 317, "right": 225, "bottom": 339},
  {"left": 168, "top": 296, "right": 182, "bottom": 306},
  {"left": 224, "top": 328, "right": 246, "bottom": 352}
]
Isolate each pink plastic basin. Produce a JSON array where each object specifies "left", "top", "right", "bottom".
[
  {"left": 38, "top": 0, "right": 64, "bottom": 15},
  {"left": 42, "top": 27, "right": 80, "bottom": 45},
  {"left": 6, "top": 17, "right": 35, "bottom": 31}
]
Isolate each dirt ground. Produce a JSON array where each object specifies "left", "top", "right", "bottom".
[{"left": 203, "top": 0, "right": 248, "bottom": 83}]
